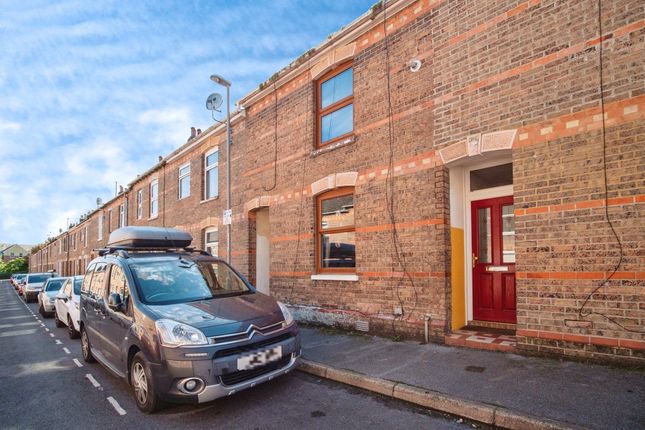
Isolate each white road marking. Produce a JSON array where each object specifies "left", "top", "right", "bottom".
[
  {"left": 107, "top": 397, "right": 127, "bottom": 416},
  {"left": 86, "top": 373, "right": 101, "bottom": 388},
  {"left": 73, "top": 358, "right": 83, "bottom": 367},
  {"left": 49, "top": 333, "right": 55, "bottom": 337},
  {"left": 55, "top": 339, "right": 62, "bottom": 345},
  {"left": 63, "top": 347, "right": 71, "bottom": 354},
  {"left": 44, "top": 327, "right": 49, "bottom": 331}
]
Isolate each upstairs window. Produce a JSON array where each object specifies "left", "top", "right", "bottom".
[
  {"left": 150, "top": 180, "right": 159, "bottom": 218},
  {"left": 118, "top": 201, "right": 127, "bottom": 228},
  {"left": 98, "top": 212, "right": 103, "bottom": 240},
  {"left": 316, "top": 188, "right": 356, "bottom": 273},
  {"left": 179, "top": 163, "right": 191, "bottom": 200},
  {"left": 204, "top": 149, "right": 219, "bottom": 200},
  {"left": 317, "top": 63, "right": 353, "bottom": 148},
  {"left": 108, "top": 210, "right": 113, "bottom": 233},
  {"left": 137, "top": 189, "right": 143, "bottom": 219}
]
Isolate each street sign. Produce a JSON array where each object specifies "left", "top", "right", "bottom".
[{"left": 223, "top": 209, "right": 232, "bottom": 225}]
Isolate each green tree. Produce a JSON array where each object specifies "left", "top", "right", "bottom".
[{"left": 0, "top": 257, "right": 28, "bottom": 279}]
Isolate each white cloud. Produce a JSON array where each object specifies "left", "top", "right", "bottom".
[{"left": 0, "top": 0, "right": 375, "bottom": 244}]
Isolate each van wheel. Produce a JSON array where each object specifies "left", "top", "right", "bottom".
[
  {"left": 81, "top": 327, "right": 96, "bottom": 363},
  {"left": 54, "top": 311, "right": 64, "bottom": 328},
  {"left": 68, "top": 315, "right": 79, "bottom": 339},
  {"left": 131, "top": 352, "right": 164, "bottom": 414}
]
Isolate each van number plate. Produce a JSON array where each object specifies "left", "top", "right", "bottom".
[{"left": 237, "top": 345, "right": 282, "bottom": 371}]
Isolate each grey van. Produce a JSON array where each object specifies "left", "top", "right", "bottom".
[{"left": 80, "top": 227, "right": 301, "bottom": 413}]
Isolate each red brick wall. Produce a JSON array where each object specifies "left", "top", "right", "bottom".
[{"left": 30, "top": 0, "right": 644, "bottom": 364}]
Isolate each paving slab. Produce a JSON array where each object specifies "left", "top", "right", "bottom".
[{"left": 300, "top": 327, "right": 645, "bottom": 430}]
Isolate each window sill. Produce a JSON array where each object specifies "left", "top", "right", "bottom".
[
  {"left": 311, "top": 274, "right": 359, "bottom": 282},
  {"left": 311, "top": 135, "right": 356, "bottom": 157},
  {"left": 200, "top": 197, "right": 219, "bottom": 204},
  {"left": 148, "top": 215, "right": 158, "bottom": 221}
]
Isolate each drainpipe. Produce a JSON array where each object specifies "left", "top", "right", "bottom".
[{"left": 424, "top": 314, "right": 432, "bottom": 344}]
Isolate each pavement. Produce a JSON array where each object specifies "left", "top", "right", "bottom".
[{"left": 298, "top": 326, "right": 645, "bottom": 430}]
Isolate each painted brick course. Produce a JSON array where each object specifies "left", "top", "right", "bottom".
[{"left": 31, "top": 0, "right": 644, "bottom": 365}]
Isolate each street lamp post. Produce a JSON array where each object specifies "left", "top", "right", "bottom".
[{"left": 210, "top": 74, "right": 232, "bottom": 264}]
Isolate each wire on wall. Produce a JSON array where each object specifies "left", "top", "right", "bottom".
[
  {"left": 263, "top": 81, "right": 279, "bottom": 192},
  {"left": 576, "top": 0, "right": 642, "bottom": 334},
  {"left": 287, "top": 57, "right": 312, "bottom": 303},
  {"left": 382, "top": 0, "right": 420, "bottom": 333}
]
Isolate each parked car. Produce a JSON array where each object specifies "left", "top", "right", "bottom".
[
  {"left": 23, "top": 272, "right": 57, "bottom": 302},
  {"left": 38, "top": 277, "right": 68, "bottom": 317},
  {"left": 11, "top": 274, "right": 26, "bottom": 290},
  {"left": 18, "top": 277, "right": 26, "bottom": 295},
  {"left": 80, "top": 226, "right": 301, "bottom": 413},
  {"left": 54, "top": 276, "right": 84, "bottom": 339}
]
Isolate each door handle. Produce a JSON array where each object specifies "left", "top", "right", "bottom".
[{"left": 472, "top": 253, "right": 478, "bottom": 267}]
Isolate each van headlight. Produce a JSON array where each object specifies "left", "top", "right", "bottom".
[
  {"left": 277, "top": 301, "right": 294, "bottom": 326},
  {"left": 155, "top": 319, "right": 208, "bottom": 347}
]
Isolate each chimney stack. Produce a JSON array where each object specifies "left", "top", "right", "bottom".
[
  {"left": 190, "top": 127, "right": 196, "bottom": 139},
  {"left": 197, "top": 128, "right": 202, "bottom": 135}
]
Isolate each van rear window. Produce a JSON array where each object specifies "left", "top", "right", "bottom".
[{"left": 28, "top": 275, "right": 50, "bottom": 283}]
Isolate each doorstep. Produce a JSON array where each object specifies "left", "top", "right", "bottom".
[{"left": 445, "top": 327, "right": 516, "bottom": 352}]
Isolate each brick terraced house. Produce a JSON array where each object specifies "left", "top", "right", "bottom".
[{"left": 31, "top": 0, "right": 644, "bottom": 365}]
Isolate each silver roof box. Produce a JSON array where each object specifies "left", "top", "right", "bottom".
[{"left": 107, "top": 227, "right": 192, "bottom": 248}]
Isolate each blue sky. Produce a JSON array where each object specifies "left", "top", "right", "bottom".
[{"left": 0, "top": 0, "right": 374, "bottom": 246}]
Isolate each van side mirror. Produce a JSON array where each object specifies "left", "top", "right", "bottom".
[{"left": 108, "top": 293, "right": 124, "bottom": 312}]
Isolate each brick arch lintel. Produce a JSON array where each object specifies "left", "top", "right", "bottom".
[
  {"left": 310, "top": 42, "right": 357, "bottom": 81},
  {"left": 244, "top": 195, "right": 272, "bottom": 214},
  {"left": 310, "top": 172, "right": 358, "bottom": 197},
  {"left": 439, "top": 129, "right": 517, "bottom": 166}
]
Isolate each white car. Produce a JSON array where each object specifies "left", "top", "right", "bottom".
[
  {"left": 38, "top": 277, "right": 68, "bottom": 317},
  {"left": 54, "top": 275, "right": 84, "bottom": 339},
  {"left": 23, "top": 272, "right": 57, "bottom": 303}
]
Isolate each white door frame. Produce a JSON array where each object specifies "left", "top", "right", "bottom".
[
  {"left": 462, "top": 158, "right": 513, "bottom": 322},
  {"left": 255, "top": 208, "right": 271, "bottom": 295}
]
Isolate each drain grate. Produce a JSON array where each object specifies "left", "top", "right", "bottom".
[
  {"left": 465, "top": 365, "right": 486, "bottom": 373},
  {"left": 355, "top": 320, "right": 369, "bottom": 332}
]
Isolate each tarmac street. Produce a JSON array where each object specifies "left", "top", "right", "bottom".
[{"left": 0, "top": 280, "right": 477, "bottom": 430}]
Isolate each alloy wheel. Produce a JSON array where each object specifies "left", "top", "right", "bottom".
[
  {"left": 133, "top": 362, "right": 148, "bottom": 405},
  {"left": 81, "top": 329, "right": 94, "bottom": 362}
]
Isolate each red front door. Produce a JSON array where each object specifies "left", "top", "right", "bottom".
[{"left": 471, "top": 196, "right": 516, "bottom": 323}]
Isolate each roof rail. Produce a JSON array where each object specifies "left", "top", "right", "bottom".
[{"left": 96, "top": 246, "right": 211, "bottom": 257}]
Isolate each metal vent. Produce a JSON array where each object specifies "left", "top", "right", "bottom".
[{"left": 355, "top": 320, "right": 369, "bottom": 332}]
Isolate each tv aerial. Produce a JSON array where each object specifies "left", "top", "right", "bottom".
[{"left": 206, "top": 92, "right": 224, "bottom": 123}]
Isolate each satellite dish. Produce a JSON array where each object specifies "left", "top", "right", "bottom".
[
  {"left": 206, "top": 93, "right": 223, "bottom": 111},
  {"left": 409, "top": 59, "right": 422, "bottom": 72}
]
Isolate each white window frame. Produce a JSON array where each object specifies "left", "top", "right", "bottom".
[
  {"left": 98, "top": 212, "right": 103, "bottom": 240},
  {"left": 118, "top": 201, "right": 127, "bottom": 228},
  {"left": 204, "top": 149, "right": 219, "bottom": 201},
  {"left": 137, "top": 189, "right": 143, "bottom": 219},
  {"left": 178, "top": 163, "right": 191, "bottom": 200},
  {"left": 150, "top": 179, "right": 159, "bottom": 219},
  {"left": 204, "top": 227, "right": 218, "bottom": 257}
]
